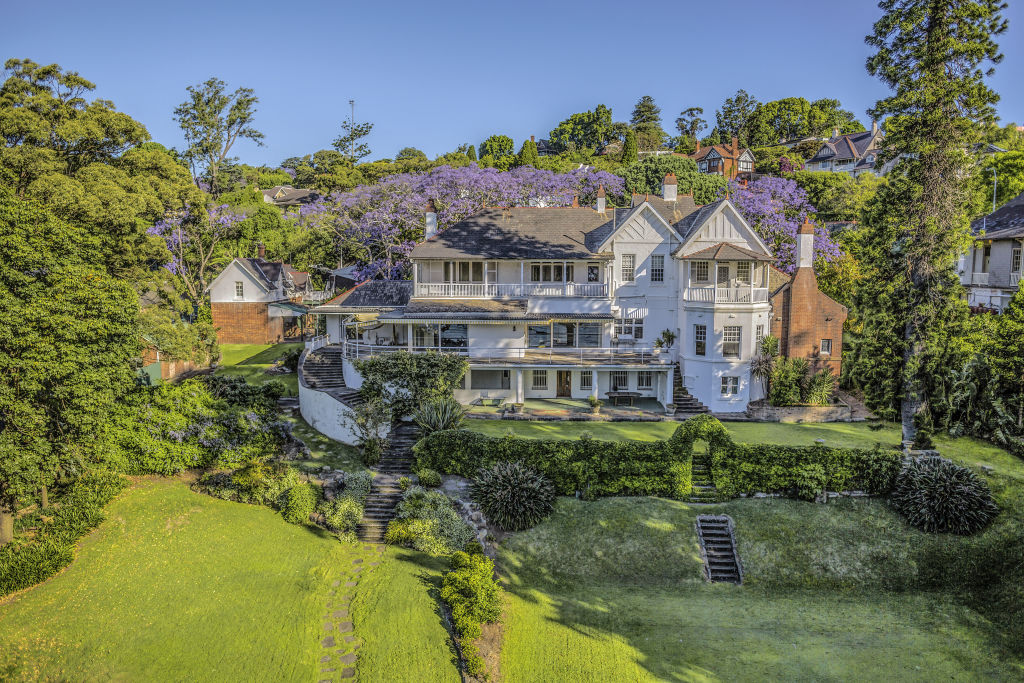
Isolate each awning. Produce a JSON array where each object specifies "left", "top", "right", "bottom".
[{"left": 268, "top": 302, "right": 308, "bottom": 317}]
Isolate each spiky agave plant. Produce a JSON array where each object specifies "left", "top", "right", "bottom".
[
  {"left": 470, "top": 461, "right": 555, "bottom": 531},
  {"left": 413, "top": 397, "right": 466, "bottom": 436},
  {"left": 890, "top": 458, "right": 998, "bottom": 534}
]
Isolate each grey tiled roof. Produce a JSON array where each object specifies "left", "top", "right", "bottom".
[
  {"left": 316, "top": 280, "right": 413, "bottom": 312},
  {"left": 237, "top": 258, "right": 281, "bottom": 288},
  {"left": 262, "top": 185, "right": 319, "bottom": 206},
  {"left": 807, "top": 131, "right": 877, "bottom": 163},
  {"left": 972, "top": 191, "right": 1024, "bottom": 240}
]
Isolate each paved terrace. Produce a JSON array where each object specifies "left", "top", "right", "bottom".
[{"left": 319, "top": 341, "right": 671, "bottom": 367}]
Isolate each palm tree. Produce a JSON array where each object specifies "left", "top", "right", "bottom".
[{"left": 752, "top": 335, "right": 780, "bottom": 399}]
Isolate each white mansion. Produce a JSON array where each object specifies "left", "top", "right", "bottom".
[{"left": 299, "top": 174, "right": 845, "bottom": 437}]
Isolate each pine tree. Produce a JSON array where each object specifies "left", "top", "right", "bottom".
[
  {"left": 621, "top": 130, "right": 638, "bottom": 164},
  {"left": 516, "top": 139, "right": 539, "bottom": 167},
  {"left": 860, "top": 0, "right": 1007, "bottom": 446},
  {"left": 466, "top": 145, "right": 477, "bottom": 161},
  {"left": 992, "top": 287, "right": 1024, "bottom": 429}
]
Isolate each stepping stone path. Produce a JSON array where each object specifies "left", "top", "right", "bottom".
[
  {"left": 316, "top": 544, "right": 387, "bottom": 680},
  {"left": 696, "top": 514, "right": 743, "bottom": 584},
  {"left": 357, "top": 422, "right": 419, "bottom": 542}
]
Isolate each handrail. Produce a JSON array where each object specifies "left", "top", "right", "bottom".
[
  {"left": 337, "top": 341, "right": 666, "bottom": 365},
  {"left": 413, "top": 282, "right": 609, "bottom": 298},
  {"left": 305, "top": 334, "right": 329, "bottom": 351},
  {"left": 683, "top": 286, "right": 769, "bottom": 303}
]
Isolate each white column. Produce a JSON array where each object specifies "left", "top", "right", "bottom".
[
  {"left": 515, "top": 369, "right": 524, "bottom": 403},
  {"left": 406, "top": 323, "right": 413, "bottom": 351},
  {"left": 591, "top": 371, "right": 599, "bottom": 399},
  {"left": 664, "top": 369, "right": 674, "bottom": 406}
]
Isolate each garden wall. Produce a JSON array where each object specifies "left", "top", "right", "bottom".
[
  {"left": 298, "top": 382, "right": 361, "bottom": 445},
  {"left": 746, "top": 402, "right": 852, "bottom": 423}
]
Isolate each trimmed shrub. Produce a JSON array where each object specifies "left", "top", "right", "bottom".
[
  {"left": 194, "top": 463, "right": 300, "bottom": 508},
  {"left": 340, "top": 470, "right": 372, "bottom": 504},
  {"left": 441, "top": 551, "right": 502, "bottom": 677},
  {"left": 890, "top": 458, "right": 999, "bottom": 534},
  {"left": 1, "top": 471, "right": 127, "bottom": 597},
  {"left": 413, "top": 397, "right": 465, "bottom": 436},
  {"left": 416, "top": 467, "right": 442, "bottom": 488},
  {"left": 471, "top": 462, "right": 555, "bottom": 531},
  {"left": 319, "top": 496, "right": 363, "bottom": 534},
  {"left": 282, "top": 483, "right": 318, "bottom": 525},
  {"left": 399, "top": 476, "right": 412, "bottom": 491},
  {"left": 386, "top": 486, "right": 474, "bottom": 555}
]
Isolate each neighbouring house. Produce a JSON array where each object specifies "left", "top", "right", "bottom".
[
  {"left": 960, "top": 190, "right": 1024, "bottom": 312},
  {"left": 207, "top": 244, "right": 311, "bottom": 344},
  {"left": 532, "top": 136, "right": 557, "bottom": 156},
  {"left": 691, "top": 137, "right": 755, "bottom": 181},
  {"left": 139, "top": 336, "right": 204, "bottom": 384},
  {"left": 804, "top": 123, "right": 889, "bottom": 177},
  {"left": 260, "top": 185, "right": 319, "bottom": 207},
  {"left": 303, "top": 174, "right": 845, "bottom": 419}
]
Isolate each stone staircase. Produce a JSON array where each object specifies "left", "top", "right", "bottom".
[
  {"left": 689, "top": 451, "right": 720, "bottom": 503},
  {"left": 696, "top": 515, "right": 742, "bottom": 584},
  {"left": 673, "top": 366, "right": 710, "bottom": 414},
  {"left": 356, "top": 422, "right": 419, "bottom": 543},
  {"left": 301, "top": 346, "right": 363, "bottom": 408}
]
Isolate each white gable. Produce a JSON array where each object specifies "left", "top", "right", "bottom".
[
  {"left": 679, "top": 202, "right": 771, "bottom": 257},
  {"left": 208, "top": 260, "right": 274, "bottom": 302},
  {"left": 598, "top": 203, "right": 681, "bottom": 251},
  {"left": 705, "top": 149, "right": 721, "bottom": 159}
]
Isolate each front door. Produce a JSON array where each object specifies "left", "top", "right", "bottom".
[{"left": 556, "top": 371, "right": 572, "bottom": 397}]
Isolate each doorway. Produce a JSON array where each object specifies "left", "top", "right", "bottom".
[{"left": 556, "top": 371, "right": 572, "bottom": 397}]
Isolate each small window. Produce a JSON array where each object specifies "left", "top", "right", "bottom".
[
  {"left": 610, "top": 370, "right": 628, "bottom": 391},
  {"left": 621, "top": 254, "right": 635, "bottom": 282},
  {"left": 650, "top": 254, "right": 665, "bottom": 283},
  {"left": 756, "top": 324, "right": 765, "bottom": 346},
  {"left": 234, "top": 281, "right": 244, "bottom": 298},
  {"left": 737, "top": 262, "right": 751, "bottom": 284},
  {"left": 820, "top": 339, "right": 833, "bottom": 355},
  {"left": 615, "top": 318, "right": 643, "bottom": 339},
  {"left": 721, "top": 376, "right": 739, "bottom": 396},
  {"left": 1013, "top": 247, "right": 1022, "bottom": 273},
  {"left": 580, "top": 370, "right": 593, "bottom": 390},
  {"left": 693, "top": 261, "right": 710, "bottom": 283},
  {"left": 532, "top": 370, "right": 548, "bottom": 390},
  {"left": 723, "top": 326, "right": 741, "bottom": 358},
  {"left": 587, "top": 263, "right": 600, "bottom": 282},
  {"left": 694, "top": 324, "right": 706, "bottom": 356},
  {"left": 637, "top": 371, "right": 653, "bottom": 390}
]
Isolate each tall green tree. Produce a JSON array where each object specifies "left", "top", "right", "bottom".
[
  {"left": 548, "top": 104, "right": 614, "bottom": 153},
  {"left": 674, "top": 107, "right": 706, "bottom": 152},
  {"left": 173, "top": 78, "right": 264, "bottom": 195},
  {"left": 859, "top": 0, "right": 1007, "bottom": 445},
  {"left": 515, "top": 138, "right": 539, "bottom": 167},
  {"left": 981, "top": 151, "right": 1024, "bottom": 210},
  {"left": 714, "top": 89, "right": 759, "bottom": 146},
  {"left": 466, "top": 144, "right": 477, "bottom": 161},
  {"left": 630, "top": 95, "right": 666, "bottom": 150},
  {"left": 621, "top": 129, "right": 638, "bottom": 164},
  {"left": 991, "top": 288, "right": 1024, "bottom": 429},
  {"left": 333, "top": 117, "right": 374, "bottom": 164}
]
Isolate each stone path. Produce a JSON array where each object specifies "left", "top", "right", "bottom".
[{"left": 316, "top": 544, "right": 387, "bottom": 682}]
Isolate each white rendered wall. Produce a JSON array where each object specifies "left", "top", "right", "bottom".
[
  {"left": 299, "top": 383, "right": 361, "bottom": 445},
  {"left": 209, "top": 261, "right": 278, "bottom": 303}
]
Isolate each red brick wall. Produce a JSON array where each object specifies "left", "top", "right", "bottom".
[
  {"left": 771, "top": 268, "right": 846, "bottom": 375},
  {"left": 211, "top": 302, "right": 284, "bottom": 344}
]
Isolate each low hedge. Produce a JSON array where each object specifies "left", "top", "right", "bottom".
[
  {"left": 1, "top": 470, "right": 127, "bottom": 597},
  {"left": 414, "top": 428, "right": 692, "bottom": 499},
  {"left": 712, "top": 443, "right": 902, "bottom": 500}
]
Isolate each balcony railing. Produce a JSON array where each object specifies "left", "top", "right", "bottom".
[
  {"left": 683, "top": 286, "right": 769, "bottom": 303},
  {"left": 413, "top": 282, "right": 608, "bottom": 298},
  {"left": 971, "top": 272, "right": 990, "bottom": 286},
  {"left": 337, "top": 341, "right": 665, "bottom": 365}
]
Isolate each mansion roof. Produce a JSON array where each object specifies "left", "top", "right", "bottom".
[
  {"left": 807, "top": 130, "right": 878, "bottom": 163},
  {"left": 972, "top": 190, "right": 1024, "bottom": 240},
  {"left": 317, "top": 280, "right": 413, "bottom": 313},
  {"left": 679, "top": 242, "right": 774, "bottom": 262}
]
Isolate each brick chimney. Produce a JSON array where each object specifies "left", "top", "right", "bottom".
[
  {"left": 257, "top": 242, "right": 266, "bottom": 259},
  {"left": 596, "top": 184, "right": 606, "bottom": 213},
  {"left": 797, "top": 217, "right": 815, "bottom": 270},
  {"left": 832, "top": 127, "right": 840, "bottom": 138},
  {"left": 424, "top": 199, "right": 438, "bottom": 239},
  {"left": 662, "top": 172, "right": 677, "bottom": 201},
  {"left": 571, "top": 195, "right": 579, "bottom": 208},
  {"left": 531, "top": 135, "right": 535, "bottom": 142},
  {"left": 731, "top": 136, "right": 738, "bottom": 158}
]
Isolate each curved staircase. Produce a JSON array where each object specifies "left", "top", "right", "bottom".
[
  {"left": 673, "top": 367, "right": 710, "bottom": 415},
  {"left": 301, "top": 346, "right": 364, "bottom": 408}
]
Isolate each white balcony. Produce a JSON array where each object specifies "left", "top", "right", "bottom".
[
  {"left": 971, "top": 272, "right": 990, "bottom": 286},
  {"left": 413, "top": 282, "right": 608, "bottom": 298},
  {"left": 683, "top": 286, "right": 769, "bottom": 304},
  {"left": 338, "top": 341, "right": 666, "bottom": 366}
]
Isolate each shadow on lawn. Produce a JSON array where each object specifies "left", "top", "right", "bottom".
[
  {"left": 392, "top": 548, "right": 462, "bottom": 673},
  {"left": 235, "top": 344, "right": 300, "bottom": 366}
]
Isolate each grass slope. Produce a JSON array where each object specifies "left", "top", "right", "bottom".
[
  {"left": 0, "top": 478, "right": 356, "bottom": 681},
  {"left": 216, "top": 343, "right": 302, "bottom": 395}
]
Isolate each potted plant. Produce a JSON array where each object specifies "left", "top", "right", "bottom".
[
  {"left": 587, "top": 395, "right": 602, "bottom": 415},
  {"left": 653, "top": 329, "right": 677, "bottom": 354},
  {"left": 511, "top": 402, "right": 524, "bottom": 414}
]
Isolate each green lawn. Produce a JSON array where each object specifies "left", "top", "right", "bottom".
[
  {"left": 216, "top": 343, "right": 303, "bottom": 395},
  {"left": 285, "top": 415, "right": 365, "bottom": 474},
  {"left": 0, "top": 478, "right": 456, "bottom": 682}
]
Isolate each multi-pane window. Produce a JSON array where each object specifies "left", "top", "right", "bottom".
[
  {"left": 755, "top": 324, "right": 765, "bottom": 346},
  {"left": 721, "top": 376, "right": 739, "bottom": 396},
  {"left": 650, "top": 254, "right": 665, "bottom": 282},
  {"left": 579, "top": 370, "right": 593, "bottom": 390},
  {"left": 530, "top": 262, "right": 566, "bottom": 282},
  {"left": 532, "top": 370, "right": 548, "bottom": 390},
  {"left": 621, "top": 254, "right": 636, "bottom": 282},
  {"left": 578, "top": 323, "right": 601, "bottom": 347},
  {"left": 615, "top": 318, "right": 643, "bottom": 339},
  {"left": 820, "top": 339, "right": 833, "bottom": 355},
  {"left": 737, "top": 262, "right": 751, "bottom": 284},
  {"left": 610, "top": 371, "right": 628, "bottom": 391},
  {"left": 694, "top": 324, "right": 707, "bottom": 356},
  {"left": 637, "top": 371, "right": 653, "bottom": 390},
  {"left": 528, "top": 325, "right": 551, "bottom": 348},
  {"left": 234, "top": 281, "right": 244, "bottom": 298},
  {"left": 587, "top": 263, "right": 601, "bottom": 282},
  {"left": 531, "top": 323, "right": 600, "bottom": 348},
  {"left": 723, "top": 326, "right": 741, "bottom": 358},
  {"left": 1013, "top": 247, "right": 1022, "bottom": 273},
  {"left": 692, "top": 261, "right": 710, "bottom": 282}
]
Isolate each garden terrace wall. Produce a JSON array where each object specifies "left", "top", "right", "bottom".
[
  {"left": 414, "top": 428, "right": 693, "bottom": 499},
  {"left": 746, "top": 402, "right": 852, "bottom": 423}
]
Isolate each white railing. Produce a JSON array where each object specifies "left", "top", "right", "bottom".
[
  {"left": 303, "top": 290, "right": 332, "bottom": 303},
  {"left": 413, "top": 282, "right": 608, "bottom": 298},
  {"left": 1012, "top": 272, "right": 1021, "bottom": 287},
  {"left": 305, "top": 334, "right": 329, "bottom": 351},
  {"left": 971, "top": 272, "right": 990, "bottom": 286},
  {"left": 338, "top": 341, "right": 666, "bottom": 365},
  {"left": 683, "top": 286, "right": 769, "bottom": 303}
]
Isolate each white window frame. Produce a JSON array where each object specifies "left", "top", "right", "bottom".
[
  {"left": 694, "top": 324, "right": 707, "bottom": 356},
  {"left": 531, "top": 370, "right": 548, "bottom": 390},
  {"left": 1012, "top": 246, "right": 1022, "bottom": 273},
  {"left": 621, "top": 254, "right": 636, "bottom": 282},
  {"left": 615, "top": 318, "right": 643, "bottom": 339},
  {"left": 721, "top": 376, "right": 739, "bottom": 396},
  {"left": 610, "top": 370, "right": 628, "bottom": 391},
  {"left": 579, "top": 370, "right": 593, "bottom": 390},
  {"left": 650, "top": 254, "right": 665, "bottom": 283},
  {"left": 692, "top": 261, "right": 710, "bottom": 283},
  {"left": 820, "top": 339, "right": 833, "bottom": 356},
  {"left": 755, "top": 324, "right": 765, "bottom": 348},
  {"left": 234, "top": 281, "right": 244, "bottom": 298},
  {"left": 637, "top": 371, "right": 653, "bottom": 390},
  {"left": 723, "top": 326, "right": 741, "bottom": 358},
  {"left": 737, "top": 262, "right": 751, "bottom": 285}
]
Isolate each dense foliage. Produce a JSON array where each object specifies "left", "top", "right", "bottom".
[
  {"left": 441, "top": 550, "right": 502, "bottom": 677},
  {"left": 355, "top": 351, "right": 468, "bottom": 417},
  {"left": 890, "top": 458, "right": 999, "bottom": 534},
  {"left": 471, "top": 462, "right": 555, "bottom": 531},
  {"left": 281, "top": 482, "right": 317, "bottom": 525},
  {"left": 385, "top": 486, "right": 474, "bottom": 556},
  {"left": 617, "top": 155, "right": 725, "bottom": 204},
  {"left": 412, "top": 397, "right": 465, "bottom": 436}
]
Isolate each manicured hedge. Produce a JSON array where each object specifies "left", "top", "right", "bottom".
[
  {"left": 414, "top": 427, "right": 693, "bottom": 499},
  {"left": 711, "top": 443, "right": 902, "bottom": 500},
  {"left": 0, "top": 470, "right": 127, "bottom": 597}
]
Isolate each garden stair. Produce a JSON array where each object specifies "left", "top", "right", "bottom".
[
  {"left": 696, "top": 515, "right": 742, "bottom": 584},
  {"left": 688, "top": 452, "right": 720, "bottom": 503},
  {"left": 673, "top": 367, "right": 710, "bottom": 415},
  {"left": 301, "top": 346, "right": 364, "bottom": 408},
  {"left": 356, "top": 422, "right": 419, "bottom": 543}
]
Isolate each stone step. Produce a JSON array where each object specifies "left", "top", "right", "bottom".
[{"left": 696, "top": 514, "right": 742, "bottom": 585}]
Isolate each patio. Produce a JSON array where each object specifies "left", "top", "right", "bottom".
[{"left": 464, "top": 397, "right": 669, "bottom": 421}]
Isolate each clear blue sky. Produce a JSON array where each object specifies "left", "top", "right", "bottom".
[{"left": 6, "top": 0, "right": 1023, "bottom": 167}]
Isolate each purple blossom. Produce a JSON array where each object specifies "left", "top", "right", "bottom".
[
  {"left": 299, "top": 164, "right": 625, "bottom": 281},
  {"left": 725, "top": 177, "right": 841, "bottom": 273}
]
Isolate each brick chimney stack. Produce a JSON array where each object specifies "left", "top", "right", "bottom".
[
  {"left": 662, "top": 172, "right": 678, "bottom": 201},
  {"left": 797, "top": 217, "right": 815, "bottom": 270},
  {"left": 571, "top": 195, "right": 579, "bottom": 208},
  {"left": 257, "top": 242, "right": 266, "bottom": 259},
  {"left": 596, "top": 184, "right": 606, "bottom": 213},
  {"left": 531, "top": 135, "right": 535, "bottom": 142},
  {"left": 832, "top": 127, "right": 840, "bottom": 138},
  {"left": 731, "top": 136, "right": 738, "bottom": 158},
  {"left": 424, "top": 199, "right": 438, "bottom": 239}
]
